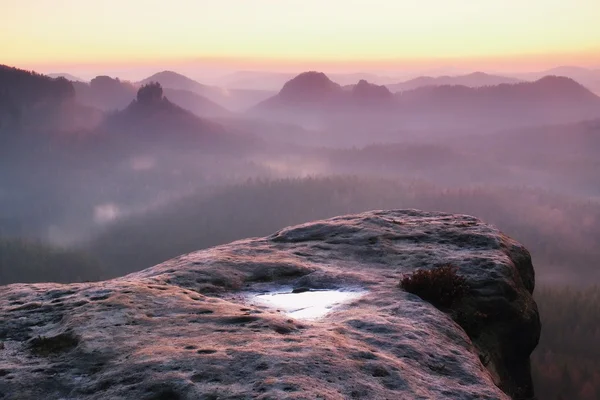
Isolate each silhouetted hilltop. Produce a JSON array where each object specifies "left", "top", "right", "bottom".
[
  {"left": 103, "top": 83, "right": 254, "bottom": 151},
  {"left": 278, "top": 71, "right": 343, "bottom": 102},
  {"left": 105, "top": 83, "right": 219, "bottom": 135},
  {"left": 530, "top": 75, "right": 599, "bottom": 100},
  {"left": 251, "top": 72, "right": 600, "bottom": 132},
  {"left": 515, "top": 66, "right": 600, "bottom": 95},
  {"left": 0, "top": 65, "right": 98, "bottom": 133},
  {"left": 249, "top": 72, "right": 337, "bottom": 126},
  {"left": 255, "top": 72, "right": 393, "bottom": 111},
  {"left": 388, "top": 72, "right": 522, "bottom": 92}
]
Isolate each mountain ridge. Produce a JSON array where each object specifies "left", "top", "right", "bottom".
[
  {"left": 387, "top": 71, "right": 522, "bottom": 92},
  {"left": 250, "top": 71, "right": 600, "bottom": 132}
]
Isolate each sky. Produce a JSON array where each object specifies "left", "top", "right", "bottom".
[{"left": 1, "top": 0, "right": 600, "bottom": 79}]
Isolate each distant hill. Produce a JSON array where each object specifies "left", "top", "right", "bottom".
[
  {"left": 138, "top": 71, "right": 275, "bottom": 111},
  {"left": 515, "top": 66, "right": 600, "bottom": 95},
  {"left": 277, "top": 71, "right": 344, "bottom": 103},
  {"left": 139, "top": 71, "right": 209, "bottom": 93},
  {"left": 250, "top": 71, "right": 600, "bottom": 134},
  {"left": 250, "top": 72, "right": 398, "bottom": 134},
  {"left": 387, "top": 72, "right": 522, "bottom": 92},
  {"left": 397, "top": 76, "right": 599, "bottom": 111},
  {"left": 103, "top": 83, "right": 255, "bottom": 151},
  {"left": 48, "top": 72, "right": 86, "bottom": 82},
  {"left": 395, "top": 76, "right": 600, "bottom": 130},
  {"left": 0, "top": 65, "right": 100, "bottom": 133},
  {"left": 255, "top": 72, "right": 392, "bottom": 109}
]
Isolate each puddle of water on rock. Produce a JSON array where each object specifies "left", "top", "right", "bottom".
[{"left": 251, "top": 289, "right": 365, "bottom": 320}]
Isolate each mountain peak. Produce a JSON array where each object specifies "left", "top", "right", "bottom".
[
  {"left": 532, "top": 75, "right": 597, "bottom": 97},
  {"left": 279, "top": 71, "right": 342, "bottom": 102},
  {"left": 147, "top": 70, "right": 187, "bottom": 80},
  {"left": 535, "top": 75, "right": 581, "bottom": 86}
]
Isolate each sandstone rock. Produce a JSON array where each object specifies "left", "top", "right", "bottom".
[{"left": 0, "top": 210, "right": 540, "bottom": 399}]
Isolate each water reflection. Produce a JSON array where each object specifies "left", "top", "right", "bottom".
[{"left": 251, "top": 289, "right": 365, "bottom": 320}]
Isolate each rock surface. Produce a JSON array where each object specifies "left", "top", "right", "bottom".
[{"left": 0, "top": 210, "right": 540, "bottom": 399}]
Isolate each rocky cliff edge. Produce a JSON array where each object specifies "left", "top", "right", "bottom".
[{"left": 0, "top": 210, "right": 540, "bottom": 399}]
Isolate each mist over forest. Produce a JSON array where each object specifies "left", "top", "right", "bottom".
[{"left": 2, "top": 63, "right": 600, "bottom": 398}]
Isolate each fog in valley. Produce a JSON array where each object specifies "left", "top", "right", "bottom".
[{"left": 2, "top": 63, "right": 600, "bottom": 398}]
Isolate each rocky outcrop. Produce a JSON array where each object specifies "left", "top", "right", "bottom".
[{"left": 0, "top": 210, "right": 540, "bottom": 399}]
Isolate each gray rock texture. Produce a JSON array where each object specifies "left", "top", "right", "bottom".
[{"left": 0, "top": 210, "right": 540, "bottom": 399}]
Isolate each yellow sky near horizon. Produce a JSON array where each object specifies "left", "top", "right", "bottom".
[{"left": 1, "top": 0, "right": 600, "bottom": 74}]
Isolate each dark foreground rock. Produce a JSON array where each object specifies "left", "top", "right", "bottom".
[{"left": 0, "top": 210, "right": 540, "bottom": 399}]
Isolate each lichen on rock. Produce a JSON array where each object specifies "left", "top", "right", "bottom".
[{"left": 0, "top": 209, "right": 540, "bottom": 399}]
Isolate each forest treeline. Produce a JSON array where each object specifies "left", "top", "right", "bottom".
[
  {"left": 0, "top": 176, "right": 600, "bottom": 284},
  {"left": 84, "top": 176, "right": 600, "bottom": 283},
  {"left": 3, "top": 176, "right": 598, "bottom": 284},
  {"left": 0, "top": 65, "right": 77, "bottom": 132}
]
